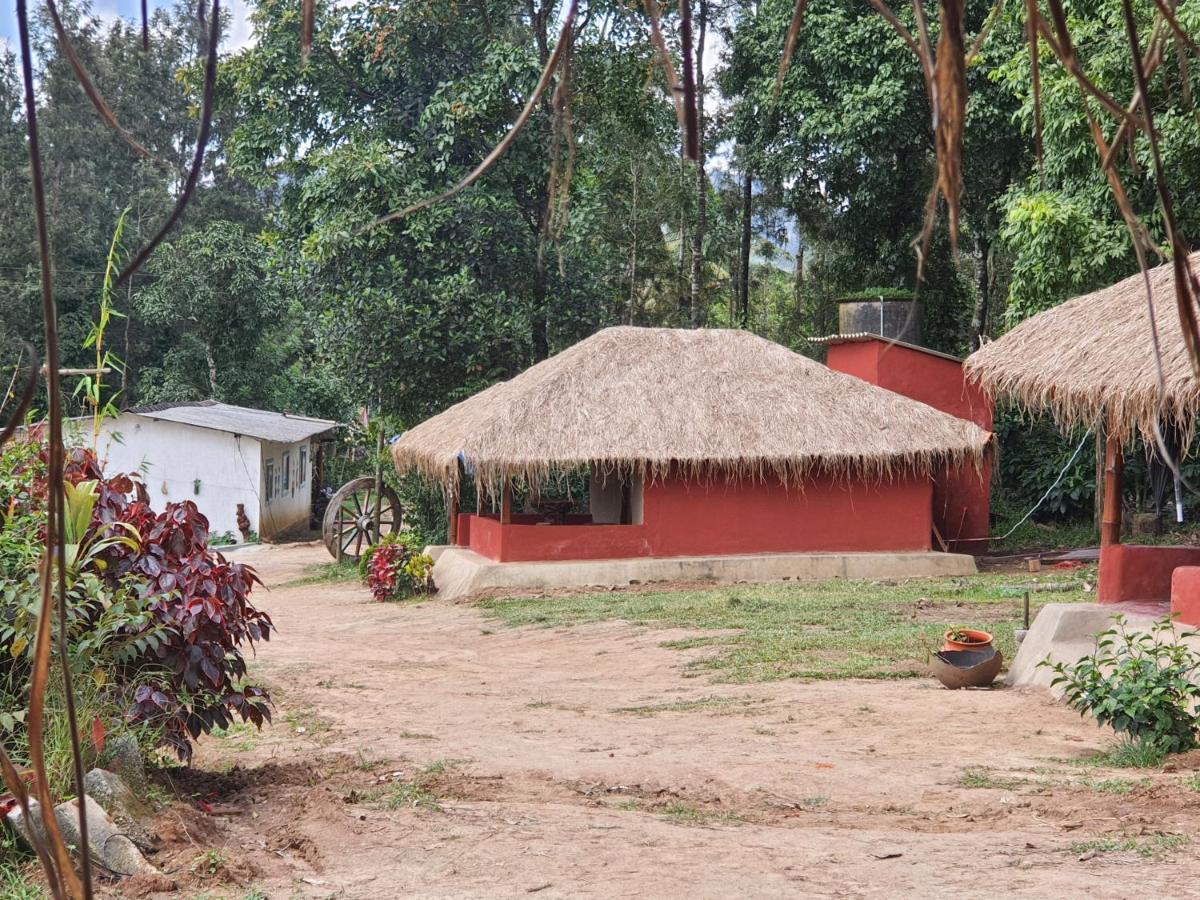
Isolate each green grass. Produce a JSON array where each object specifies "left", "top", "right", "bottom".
[
  {"left": 612, "top": 695, "right": 768, "bottom": 716},
  {"left": 1070, "top": 833, "right": 1189, "bottom": 859},
  {"left": 989, "top": 519, "right": 1099, "bottom": 554},
  {"left": 658, "top": 801, "right": 742, "bottom": 825},
  {"left": 959, "top": 766, "right": 1028, "bottom": 790},
  {"left": 366, "top": 759, "right": 465, "bottom": 813},
  {"left": 479, "top": 572, "right": 1094, "bottom": 682},
  {"left": 282, "top": 560, "right": 360, "bottom": 587},
  {"left": 1064, "top": 739, "right": 1169, "bottom": 770},
  {"left": 1076, "top": 777, "right": 1151, "bottom": 795},
  {"left": 212, "top": 722, "right": 260, "bottom": 752},
  {"left": 0, "top": 833, "right": 42, "bottom": 900}
]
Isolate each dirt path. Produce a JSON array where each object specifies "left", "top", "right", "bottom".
[{"left": 130, "top": 542, "right": 1200, "bottom": 898}]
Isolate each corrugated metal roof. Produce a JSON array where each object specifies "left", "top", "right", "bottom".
[
  {"left": 806, "top": 333, "right": 964, "bottom": 363},
  {"left": 127, "top": 401, "right": 339, "bottom": 443}
]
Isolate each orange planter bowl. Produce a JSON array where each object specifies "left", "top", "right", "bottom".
[{"left": 942, "top": 628, "right": 994, "bottom": 652}]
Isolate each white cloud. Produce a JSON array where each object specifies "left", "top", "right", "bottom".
[{"left": 223, "top": 0, "right": 256, "bottom": 53}]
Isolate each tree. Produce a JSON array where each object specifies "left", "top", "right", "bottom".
[
  {"left": 134, "top": 221, "right": 286, "bottom": 405},
  {"left": 718, "top": 0, "right": 1026, "bottom": 353},
  {"left": 997, "top": 0, "right": 1200, "bottom": 323},
  {"left": 224, "top": 0, "right": 691, "bottom": 423}
]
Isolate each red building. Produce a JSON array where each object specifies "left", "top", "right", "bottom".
[
  {"left": 392, "top": 327, "right": 991, "bottom": 567},
  {"left": 820, "top": 335, "right": 994, "bottom": 553}
]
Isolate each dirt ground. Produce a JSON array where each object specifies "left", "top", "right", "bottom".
[{"left": 112, "top": 542, "right": 1200, "bottom": 899}]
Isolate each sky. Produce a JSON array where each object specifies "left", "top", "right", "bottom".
[{"left": 0, "top": 0, "right": 255, "bottom": 54}]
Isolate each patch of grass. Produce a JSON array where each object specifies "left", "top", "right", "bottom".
[
  {"left": 1070, "top": 833, "right": 1189, "bottom": 859},
  {"left": 613, "top": 695, "right": 767, "bottom": 716},
  {"left": 1077, "top": 777, "right": 1151, "bottom": 795},
  {"left": 959, "top": 766, "right": 1028, "bottom": 790},
  {"left": 658, "top": 802, "right": 741, "bottom": 825},
  {"left": 801, "top": 795, "right": 829, "bottom": 807},
  {"left": 211, "top": 722, "right": 259, "bottom": 752},
  {"left": 0, "top": 845, "right": 42, "bottom": 900},
  {"left": 526, "top": 699, "right": 553, "bottom": 709},
  {"left": 367, "top": 759, "right": 465, "bottom": 813},
  {"left": 284, "top": 708, "right": 333, "bottom": 735},
  {"left": 382, "top": 781, "right": 443, "bottom": 812},
  {"left": 1063, "top": 739, "right": 1169, "bottom": 770},
  {"left": 190, "top": 849, "right": 229, "bottom": 879},
  {"left": 479, "top": 573, "right": 1094, "bottom": 682},
  {"left": 1182, "top": 774, "right": 1200, "bottom": 791},
  {"left": 282, "top": 560, "right": 360, "bottom": 587},
  {"left": 989, "top": 519, "right": 1098, "bottom": 554}
]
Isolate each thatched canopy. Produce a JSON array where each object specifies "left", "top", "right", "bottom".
[
  {"left": 964, "top": 251, "right": 1200, "bottom": 444},
  {"left": 392, "top": 326, "right": 991, "bottom": 493}
]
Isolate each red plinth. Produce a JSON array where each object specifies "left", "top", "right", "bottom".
[
  {"left": 1099, "top": 544, "right": 1200, "bottom": 603},
  {"left": 1171, "top": 566, "right": 1200, "bottom": 626}
]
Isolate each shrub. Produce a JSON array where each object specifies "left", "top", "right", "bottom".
[
  {"left": 0, "top": 431, "right": 273, "bottom": 764},
  {"left": 363, "top": 533, "right": 434, "bottom": 601},
  {"left": 1042, "top": 615, "right": 1200, "bottom": 754}
]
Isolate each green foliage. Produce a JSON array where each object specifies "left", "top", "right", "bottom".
[
  {"left": 362, "top": 533, "right": 435, "bottom": 601},
  {"left": 1044, "top": 615, "right": 1200, "bottom": 754},
  {"left": 997, "top": 0, "right": 1200, "bottom": 318}
]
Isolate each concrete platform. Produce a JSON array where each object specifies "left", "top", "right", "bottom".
[
  {"left": 1006, "top": 601, "right": 1171, "bottom": 692},
  {"left": 427, "top": 547, "right": 977, "bottom": 600}
]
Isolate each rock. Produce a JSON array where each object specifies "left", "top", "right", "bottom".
[
  {"left": 83, "top": 769, "right": 156, "bottom": 849},
  {"left": 100, "top": 734, "right": 147, "bottom": 792},
  {"left": 6, "top": 795, "right": 161, "bottom": 879}
]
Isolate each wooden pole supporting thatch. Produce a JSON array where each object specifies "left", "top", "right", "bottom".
[
  {"left": 448, "top": 491, "right": 459, "bottom": 544},
  {"left": 501, "top": 480, "right": 513, "bottom": 525},
  {"left": 1101, "top": 432, "right": 1124, "bottom": 546}
]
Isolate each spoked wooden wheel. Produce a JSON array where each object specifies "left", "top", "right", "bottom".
[{"left": 322, "top": 476, "right": 403, "bottom": 560}]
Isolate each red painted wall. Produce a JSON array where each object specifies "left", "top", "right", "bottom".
[
  {"left": 461, "top": 470, "right": 933, "bottom": 562},
  {"left": 1099, "top": 544, "right": 1200, "bottom": 603},
  {"left": 1171, "top": 566, "right": 1200, "bottom": 625},
  {"left": 825, "top": 339, "right": 993, "bottom": 553}
]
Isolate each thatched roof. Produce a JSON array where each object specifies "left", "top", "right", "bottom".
[
  {"left": 392, "top": 327, "right": 990, "bottom": 493},
  {"left": 964, "top": 251, "right": 1200, "bottom": 444}
]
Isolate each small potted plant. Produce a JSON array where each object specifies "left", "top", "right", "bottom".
[{"left": 943, "top": 626, "right": 994, "bottom": 652}]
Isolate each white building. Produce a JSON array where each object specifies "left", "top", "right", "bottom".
[{"left": 85, "top": 402, "right": 338, "bottom": 541}]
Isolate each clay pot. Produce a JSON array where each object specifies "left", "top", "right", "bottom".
[
  {"left": 930, "top": 648, "right": 1003, "bottom": 689},
  {"left": 942, "top": 628, "right": 993, "bottom": 652}
]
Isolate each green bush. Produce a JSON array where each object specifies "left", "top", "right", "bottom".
[{"left": 1042, "top": 615, "right": 1200, "bottom": 754}]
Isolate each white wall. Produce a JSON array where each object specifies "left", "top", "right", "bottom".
[
  {"left": 91, "top": 414, "right": 263, "bottom": 539},
  {"left": 258, "top": 438, "right": 314, "bottom": 538}
]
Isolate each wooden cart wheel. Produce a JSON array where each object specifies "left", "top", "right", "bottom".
[{"left": 322, "top": 476, "right": 403, "bottom": 560}]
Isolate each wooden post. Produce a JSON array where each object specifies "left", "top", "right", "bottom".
[
  {"left": 448, "top": 489, "right": 460, "bottom": 544},
  {"left": 1094, "top": 424, "right": 1105, "bottom": 534},
  {"left": 371, "top": 421, "right": 384, "bottom": 543},
  {"left": 1101, "top": 432, "right": 1124, "bottom": 546},
  {"left": 501, "top": 480, "right": 513, "bottom": 525}
]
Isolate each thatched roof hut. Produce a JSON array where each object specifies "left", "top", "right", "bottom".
[
  {"left": 964, "top": 251, "right": 1200, "bottom": 444},
  {"left": 392, "top": 326, "right": 990, "bottom": 493}
]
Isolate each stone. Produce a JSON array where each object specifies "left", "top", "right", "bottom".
[
  {"left": 82, "top": 769, "right": 156, "bottom": 849},
  {"left": 6, "top": 795, "right": 161, "bottom": 879},
  {"left": 99, "top": 734, "right": 146, "bottom": 792}
]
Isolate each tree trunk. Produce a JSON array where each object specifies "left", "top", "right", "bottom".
[
  {"left": 793, "top": 243, "right": 804, "bottom": 305},
  {"left": 628, "top": 159, "right": 639, "bottom": 325},
  {"left": 530, "top": 0, "right": 554, "bottom": 362},
  {"left": 738, "top": 170, "right": 752, "bottom": 328},
  {"left": 688, "top": 0, "right": 708, "bottom": 327},
  {"left": 968, "top": 234, "right": 992, "bottom": 350},
  {"left": 204, "top": 341, "right": 218, "bottom": 397}
]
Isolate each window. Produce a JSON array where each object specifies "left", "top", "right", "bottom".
[
  {"left": 265, "top": 459, "right": 276, "bottom": 503},
  {"left": 282, "top": 451, "right": 291, "bottom": 492},
  {"left": 299, "top": 447, "right": 308, "bottom": 486}
]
